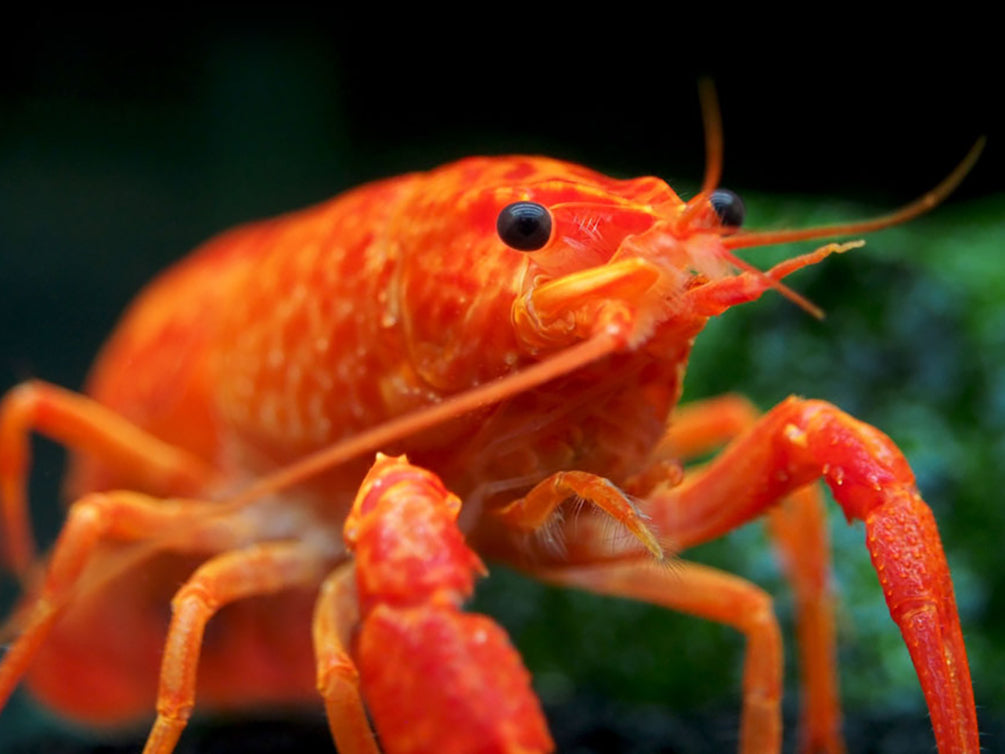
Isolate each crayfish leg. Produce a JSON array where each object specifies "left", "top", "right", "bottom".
[
  {"left": 660, "top": 395, "right": 844, "bottom": 753},
  {"left": 0, "top": 491, "right": 247, "bottom": 718},
  {"left": 642, "top": 396, "right": 978, "bottom": 754},
  {"left": 494, "top": 470, "right": 664, "bottom": 561},
  {"left": 143, "top": 541, "right": 329, "bottom": 754},
  {"left": 312, "top": 564, "right": 380, "bottom": 754},
  {"left": 0, "top": 380, "right": 217, "bottom": 575},
  {"left": 764, "top": 488, "right": 843, "bottom": 754},
  {"left": 533, "top": 559, "right": 783, "bottom": 754}
]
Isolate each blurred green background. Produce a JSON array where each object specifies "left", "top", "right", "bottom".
[{"left": 1, "top": 15, "right": 1001, "bottom": 754}]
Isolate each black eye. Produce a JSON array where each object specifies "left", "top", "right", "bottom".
[
  {"left": 496, "top": 202, "right": 552, "bottom": 251},
  {"left": 709, "top": 189, "right": 745, "bottom": 228}
]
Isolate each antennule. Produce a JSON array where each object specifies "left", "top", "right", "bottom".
[
  {"left": 677, "top": 79, "right": 726, "bottom": 231},
  {"left": 698, "top": 78, "right": 724, "bottom": 197}
]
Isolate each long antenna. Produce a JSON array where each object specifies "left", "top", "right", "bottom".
[
  {"left": 223, "top": 333, "right": 621, "bottom": 506},
  {"left": 724, "top": 137, "right": 985, "bottom": 250}
]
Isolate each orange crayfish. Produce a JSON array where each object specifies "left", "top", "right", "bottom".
[{"left": 0, "top": 87, "right": 984, "bottom": 753}]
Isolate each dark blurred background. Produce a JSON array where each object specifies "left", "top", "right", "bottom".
[{"left": 1, "top": 12, "right": 1002, "bottom": 753}]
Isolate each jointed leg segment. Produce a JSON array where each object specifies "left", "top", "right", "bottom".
[
  {"left": 0, "top": 491, "right": 245, "bottom": 711},
  {"left": 0, "top": 380, "right": 218, "bottom": 574},
  {"left": 535, "top": 559, "right": 783, "bottom": 754},
  {"left": 143, "top": 541, "right": 329, "bottom": 754},
  {"left": 662, "top": 395, "right": 843, "bottom": 752},
  {"left": 312, "top": 565, "right": 380, "bottom": 754},
  {"left": 644, "top": 396, "right": 978, "bottom": 753},
  {"left": 496, "top": 470, "right": 664, "bottom": 559}
]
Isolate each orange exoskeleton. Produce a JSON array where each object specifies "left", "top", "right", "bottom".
[{"left": 0, "top": 86, "right": 983, "bottom": 753}]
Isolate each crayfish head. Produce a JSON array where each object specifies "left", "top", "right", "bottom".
[{"left": 505, "top": 183, "right": 836, "bottom": 354}]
